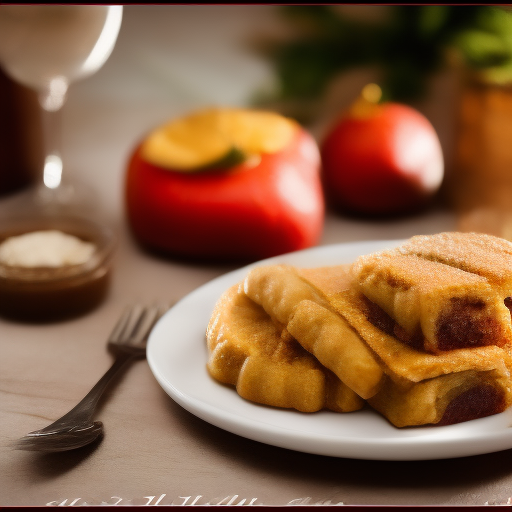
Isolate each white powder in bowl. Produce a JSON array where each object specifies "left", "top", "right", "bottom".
[{"left": 0, "top": 230, "right": 96, "bottom": 267}]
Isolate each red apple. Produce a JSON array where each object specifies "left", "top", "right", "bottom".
[{"left": 320, "top": 86, "right": 444, "bottom": 216}]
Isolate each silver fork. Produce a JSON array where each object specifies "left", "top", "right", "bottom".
[{"left": 15, "top": 304, "right": 170, "bottom": 453}]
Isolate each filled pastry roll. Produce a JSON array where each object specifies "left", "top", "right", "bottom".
[
  {"left": 368, "top": 369, "right": 510, "bottom": 428},
  {"left": 207, "top": 231, "right": 512, "bottom": 428},
  {"left": 351, "top": 252, "right": 512, "bottom": 353},
  {"left": 329, "top": 289, "right": 512, "bottom": 426}
]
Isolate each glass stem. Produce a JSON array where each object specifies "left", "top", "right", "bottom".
[
  {"left": 41, "top": 104, "right": 63, "bottom": 190},
  {"left": 37, "top": 77, "right": 68, "bottom": 201}
]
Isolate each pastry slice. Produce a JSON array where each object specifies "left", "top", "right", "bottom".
[
  {"left": 396, "top": 232, "right": 512, "bottom": 298},
  {"left": 221, "top": 261, "right": 512, "bottom": 426},
  {"left": 243, "top": 264, "right": 330, "bottom": 326},
  {"left": 329, "top": 289, "right": 512, "bottom": 383},
  {"left": 244, "top": 264, "right": 384, "bottom": 399},
  {"left": 351, "top": 252, "right": 512, "bottom": 353},
  {"left": 328, "top": 289, "right": 512, "bottom": 427},
  {"left": 286, "top": 300, "right": 384, "bottom": 399},
  {"left": 206, "top": 283, "right": 363, "bottom": 413},
  {"left": 368, "top": 369, "right": 510, "bottom": 428},
  {"left": 243, "top": 263, "right": 512, "bottom": 425}
]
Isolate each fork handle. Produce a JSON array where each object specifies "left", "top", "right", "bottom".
[{"left": 39, "top": 352, "right": 135, "bottom": 433}]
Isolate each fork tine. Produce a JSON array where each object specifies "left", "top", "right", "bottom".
[
  {"left": 108, "top": 305, "right": 142, "bottom": 343},
  {"left": 130, "top": 306, "right": 160, "bottom": 343},
  {"left": 109, "top": 304, "right": 170, "bottom": 345},
  {"left": 124, "top": 305, "right": 148, "bottom": 340}
]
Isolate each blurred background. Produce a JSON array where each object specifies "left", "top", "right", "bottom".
[{"left": 2, "top": 5, "right": 512, "bottom": 247}]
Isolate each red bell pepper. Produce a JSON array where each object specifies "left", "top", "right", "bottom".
[{"left": 125, "top": 128, "right": 324, "bottom": 261}]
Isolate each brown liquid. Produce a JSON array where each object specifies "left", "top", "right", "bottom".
[
  {"left": 0, "top": 267, "right": 110, "bottom": 322},
  {"left": 0, "top": 216, "right": 114, "bottom": 322},
  {"left": 0, "top": 68, "right": 42, "bottom": 197}
]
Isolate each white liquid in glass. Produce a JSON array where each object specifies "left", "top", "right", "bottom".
[{"left": 0, "top": 5, "right": 122, "bottom": 92}]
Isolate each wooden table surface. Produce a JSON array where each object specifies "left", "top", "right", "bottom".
[{"left": 3, "top": 6, "right": 512, "bottom": 507}]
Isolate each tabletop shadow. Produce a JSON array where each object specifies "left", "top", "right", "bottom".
[{"left": 14, "top": 434, "right": 103, "bottom": 482}]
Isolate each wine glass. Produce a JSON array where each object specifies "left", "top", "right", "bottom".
[
  {"left": 0, "top": 4, "right": 122, "bottom": 209},
  {"left": 0, "top": 6, "right": 122, "bottom": 321}
]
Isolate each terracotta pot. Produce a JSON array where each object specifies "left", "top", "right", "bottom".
[{"left": 449, "top": 73, "right": 512, "bottom": 239}]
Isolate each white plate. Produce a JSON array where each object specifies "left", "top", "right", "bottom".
[{"left": 147, "top": 240, "right": 512, "bottom": 461}]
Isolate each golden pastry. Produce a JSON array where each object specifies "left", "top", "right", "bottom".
[
  {"left": 329, "top": 289, "right": 512, "bottom": 427},
  {"left": 287, "top": 299, "right": 383, "bottom": 399},
  {"left": 206, "top": 231, "right": 512, "bottom": 427},
  {"left": 244, "top": 264, "right": 384, "bottom": 399},
  {"left": 351, "top": 252, "right": 512, "bottom": 353},
  {"left": 368, "top": 369, "right": 510, "bottom": 427},
  {"left": 397, "top": 232, "right": 512, "bottom": 297},
  {"left": 242, "top": 261, "right": 512, "bottom": 426},
  {"left": 206, "top": 283, "right": 363, "bottom": 413},
  {"left": 329, "top": 289, "right": 511, "bottom": 384}
]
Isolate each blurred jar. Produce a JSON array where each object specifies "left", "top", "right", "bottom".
[
  {"left": 0, "top": 66, "right": 42, "bottom": 197},
  {"left": 450, "top": 72, "right": 512, "bottom": 240}
]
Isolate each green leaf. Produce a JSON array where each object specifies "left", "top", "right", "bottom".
[
  {"left": 418, "top": 6, "right": 450, "bottom": 38},
  {"left": 261, "top": 5, "right": 512, "bottom": 107},
  {"left": 455, "top": 30, "right": 512, "bottom": 68},
  {"left": 279, "top": 5, "right": 345, "bottom": 36}
]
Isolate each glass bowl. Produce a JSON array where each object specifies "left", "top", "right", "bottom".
[{"left": 0, "top": 214, "right": 116, "bottom": 322}]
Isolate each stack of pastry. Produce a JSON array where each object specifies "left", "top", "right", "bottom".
[{"left": 206, "top": 232, "right": 512, "bottom": 427}]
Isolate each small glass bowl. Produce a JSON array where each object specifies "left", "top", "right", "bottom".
[{"left": 0, "top": 214, "right": 116, "bottom": 322}]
